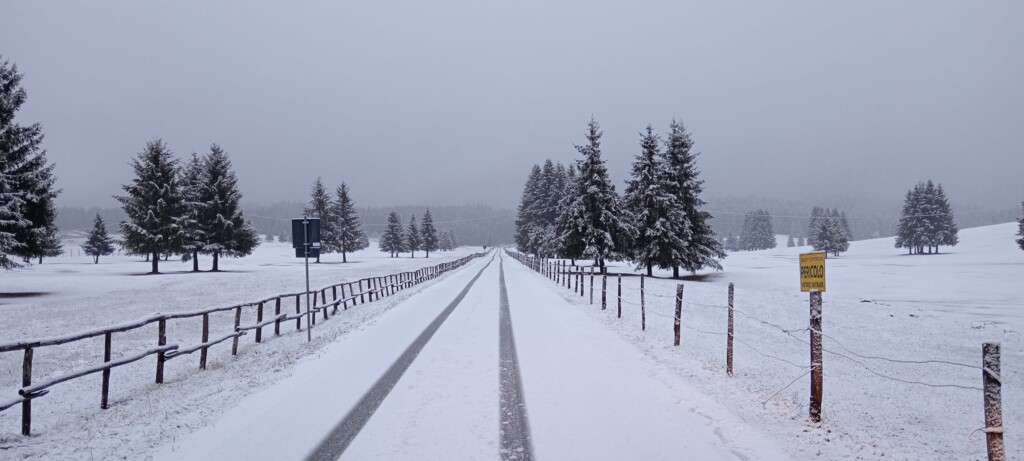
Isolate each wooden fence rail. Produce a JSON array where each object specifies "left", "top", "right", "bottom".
[{"left": 0, "top": 252, "right": 486, "bottom": 436}]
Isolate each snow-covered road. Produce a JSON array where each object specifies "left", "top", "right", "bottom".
[{"left": 155, "top": 251, "right": 789, "bottom": 460}]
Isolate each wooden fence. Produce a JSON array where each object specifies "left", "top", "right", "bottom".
[
  {"left": 0, "top": 252, "right": 486, "bottom": 436},
  {"left": 506, "top": 249, "right": 1006, "bottom": 461}
]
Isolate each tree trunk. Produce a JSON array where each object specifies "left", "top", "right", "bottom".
[
  {"left": 192, "top": 252, "right": 199, "bottom": 272},
  {"left": 212, "top": 251, "right": 220, "bottom": 272},
  {"left": 38, "top": 256, "right": 42, "bottom": 264},
  {"left": 94, "top": 255, "right": 99, "bottom": 264},
  {"left": 646, "top": 262, "right": 653, "bottom": 277},
  {"left": 151, "top": 252, "right": 159, "bottom": 274},
  {"left": 342, "top": 251, "right": 347, "bottom": 263},
  {"left": 673, "top": 266, "right": 680, "bottom": 279}
]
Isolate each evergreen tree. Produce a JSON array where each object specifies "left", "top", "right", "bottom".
[
  {"left": 787, "top": 234, "right": 795, "bottom": 247},
  {"left": 115, "top": 139, "right": 185, "bottom": 274},
  {"left": 439, "top": 231, "right": 452, "bottom": 252},
  {"left": 305, "top": 177, "right": 334, "bottom": 262},
  {"left": 279, "top": 230, "right": 289, "bottom": 243},
  {"left": 198, "top": 144, "right": 259, "bottom": 271},
  {"left": 797, "top": 235, "right": 805, "bottom": 246},
  {"left": 82, "top": 214, "right": 115, "bottom": 263},
  {"left": 807, "top": 206, "right": 825, "bottom": 248},
  {"left": 895, "top": 181, "right": 958, "bottom": 255},
  {"left": 813, "top": 212, "right": 850, "bottom": 257},
  {"left": 420, "top": 209, "right": 438, "bottom": 257},
  {"left": 1017, "top": 201, "right": 1024, "bottom": 251},
  {"left": 331, "top": 182, "right": 365, "bottom": 262},
  {"left": 514, "top": 165, "right": 542, "bottom": 253},
  {"left": 379, "top": 211, "right": 404, "bottom": 257},
  {"left": 0, "top": 57, "right": 61, "bottom": 268},
  {"left": 739, "top": 210, "right": 776, "bottom": 250},
  {"left": 180, "top": 152, "right": 206, "bottom": 271},
  {"left": 624, "top": 125, "right": 685, "bottom": 276},
  {"left": 934, "top": 184, "right": 959, "bottom": 252},
  {"left": 556, "top": 118, "right": 632, "bottom": 271},
  {"left": 405, "top": 214, "right": 421, "bottom": 258},
  {"left": 663, "top": 119, "right": 724, "bottom": 276}
]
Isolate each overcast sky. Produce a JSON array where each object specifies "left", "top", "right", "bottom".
[{"left": 2, "top": 1, "right": 1022, "bottom": 210}]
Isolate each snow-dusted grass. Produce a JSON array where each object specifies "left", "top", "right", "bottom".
[
  {"left": 0, "top": 242, "right": 480, "bottom": 459},
  {"left": 539, "top": 223, "right": 1022, "bottom": 460}
]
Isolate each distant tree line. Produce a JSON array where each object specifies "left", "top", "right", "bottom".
[
  {"left": 0, "top": 57, "right": 62, "bottom": 269},
  {"left": 515, "top": 118, "right": 725, "bottom": 277},
  {"left": 378, "top": 209, "right": 455, "bottom": 258},
  {"left": 1017, "top": 201, "right": 1024, "bottom": 251},
  {"left": 116, "top": 140, "right": 260, "bottom": 274}
]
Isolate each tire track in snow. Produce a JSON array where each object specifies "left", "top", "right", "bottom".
[
  {"left": 499, "top": 254, "right": 534, "bottom": 461},
  {"left": 305, "top": 253, "right": 496, "bottom": 461}
]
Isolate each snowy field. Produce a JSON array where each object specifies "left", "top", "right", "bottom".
[
  {"left": 548, "top": 222, "right": 1022, "bottom": 460},
  {"left": 0, "top": 242, "right": 481, "bottom": 459}
]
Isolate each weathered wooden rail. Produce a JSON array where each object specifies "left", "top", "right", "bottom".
[{"left": 0, "top": 253, "right": 485, "bottom": 436}]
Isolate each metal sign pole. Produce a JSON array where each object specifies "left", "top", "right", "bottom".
[{"left": 304, "top": 219, "right": 312, "bottom": 342}]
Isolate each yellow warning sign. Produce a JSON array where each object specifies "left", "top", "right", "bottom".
[{"left": 800, "top": 252, "right": 826, "bottom": 292}]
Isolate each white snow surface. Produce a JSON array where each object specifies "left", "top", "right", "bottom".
[{"left": 0, "top": 223, "right": 1021, "bottom": 460}]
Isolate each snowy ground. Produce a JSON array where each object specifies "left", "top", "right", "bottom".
[
  {"left": 0, "top": 242, "right": 480, "bottom": 459},
  {"left": 0, "top": 224, "right": 1020, "bottom": 460},
  {"left": 548, "top": 222, "right": 1022, "bottom": 460}
]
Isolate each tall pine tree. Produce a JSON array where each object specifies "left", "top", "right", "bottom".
[
  {"left": 115, "top": 139, "right": 185, "bottom": 274},
  {"left": 739, "top": 210, "right": 776, "bottom": 250},
  {"left": 0, "top": 57, "right": 61, "bottom": 268},
  {"left": 556, "top": 118, "right": 632, "bottom": 271},
  {"left": 420, "top": 209, "right": 438, "bottom": 257},
  {"left": 82, "top": 214, "right": 115, "bottom": 264},
  {"left": 305, "top": 177, "right": 334, "bottom": 263},
  {"left": 1017, "top": 201, "right": 1024, "bottom": 251},
  {"left": 180, "top": 152, "right": 206, "bottom": 271},
  {"left": 405, "top": 214, "right": 421, "bottom": 258},
  {"left": 514, "top": 165, "right": 542, "bottom": 254},
  {"left": 663, "top": 119, "right": 724, "bottom": 276},
  {"left": 331, "top": 182, "right": 365, "bottom": 263},
  {"left": 379, "top": 211, "right": 405, "bottom": 257},
  {"left": 198, "top": 144, "right": 259, "bottom": 271},
  {"left": 624, "top": 125, "right": 685, "bottom": 276}
]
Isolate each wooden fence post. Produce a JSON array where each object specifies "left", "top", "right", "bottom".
[
  {"left": 295, "top": 294, "right": 302, "bottom": 330},
  {"left": 640, "top": 275, "right": 646, "bottom": 331},
  {"left": 22, "top": 347, "right": 32, "bottom": 436},
  {"left": 617, "top": 274, "right": 622, "bottom": 318},
  {"left": 601, "top": 275, "right": 607, "bottom": 310},
  {"left": 983, "top": 342, "right": 1005, "bottom": 461},
  {"left": 674, "top": 285, "right": 683, "bottom": 346},
  {"left": 255, "top": 302, "right": 264, "bottom": 343},
  {"left": 156, "top": 318, "right": 166, "bottom": 384},
  {"left": 359, "top": 280, "right": 365, "bottom": 304},
  {"left": 589, "top": 266, "right": 594, "bottom": 305},
  {"left": 200, "top": 313, "right": 210, "bottom": 369},
  {"left": 101, "top": 332, "right": 112, "bottom": 409},
  {"left": 341, "top": 284, "right": 348, "bottom": 310},
  {"left": 320, "top": 288, "right": 327, "bottom": 306},
  {"left": 274, "top": 298, "right": 282, "bottom": 336},
  {"left": 332, "top": 285, "right": 337, "bottom": 301},
  {"left": 232, "top": 306, "right": 242, "bottom": 355},
  {"left": 809, "top": 290, "right": 823, "bottom": 423},
  {"left": 727, "top": 283, "right": 734, "bottom": 377},
  {"left": 311, "top": 293, "right": 317, "bottom": 326}
]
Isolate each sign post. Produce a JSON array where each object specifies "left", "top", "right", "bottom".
[
  {"left": 293, "top": 218, "right": 321, "bottom": 342},
  {"left": 799, "top": 251, "right": 826, "bottom": 421}
]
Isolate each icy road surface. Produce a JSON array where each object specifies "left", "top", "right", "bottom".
[{"left": 156, "top": 251, "right": 789, "bottom": 460}]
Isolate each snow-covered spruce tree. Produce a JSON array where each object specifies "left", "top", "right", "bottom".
[
  {"left": 379, "top": 211, "right": 404, "bottom": 257},
  {"left": 332, "top": 182, "right": 366, "bottom": 263},
  {"left": 82, "top": 214, "right": 115, "bottom": 263},
  {"left": 405, "top": 214, "right": 421, "bottom": 258},
  {"left": 839, "top": 211, "right": 853, "bottom": 241},
  {"left": 933, "top": 184, "right": 958, "bottom": 252},
  {"left": 0, "top": 57, "right": 62, "bottom": 268},
  {"left": 807, "top": 206, "right": 825, "bottom": 248},
  {"left": 895, "top": 187, "right": 920, "bottom": 254},
  {"left": 514, "top": 165, "right": 542, "bottom": 254},
  {"left": 663, "top": 119, "right": 724, "bottom": 276},
  {"left": 1017, "top": 201, "right": 1024, "bottom": 251},
  {"left": 447, "top": 230, "right": 459, "bottom": 250},
  {"left": 180, "top": 152, "right": 206, "bottom": 271},
  {"left": 198, "top": 144, "right": 259, "bottom": 271},
  {"left": 420, "top": 209, "right": 438, "bottom": 257},
  {"left": 813, "top": 212, "right": 849, "bottom": 257},
  {"left": 739, "top": 210, "right": 775, "bottom": 251},
  {"left": 115, "top": 139, "right": 186, "bottom": 274},
  {"left": 305, "top": 177, "right": 335, "bottom": 263},
  {"left": 624, "top": 125, "right": 686, "bottom": 276},
  {"left": 438, "top": 230, "right": 451, "bottom": 252},
  {"left": 527, "top": 160, "right": 564, "bottom": 257},
  {"left": 787, "top": 234, "right": 795, "bottom": 247},
  {"left": 556, "top": 118, "right": 632, "bottom": 272}
]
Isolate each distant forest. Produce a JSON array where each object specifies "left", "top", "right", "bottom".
[
  {"left": 56, "top": 203, "right": 515, "bottom": 247},
  {"left": 56, "top": 196, "right": 1014, "bottom": 248},
  {"left": 705, "top": 195, "right": 1019, "bottom": 242}
]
